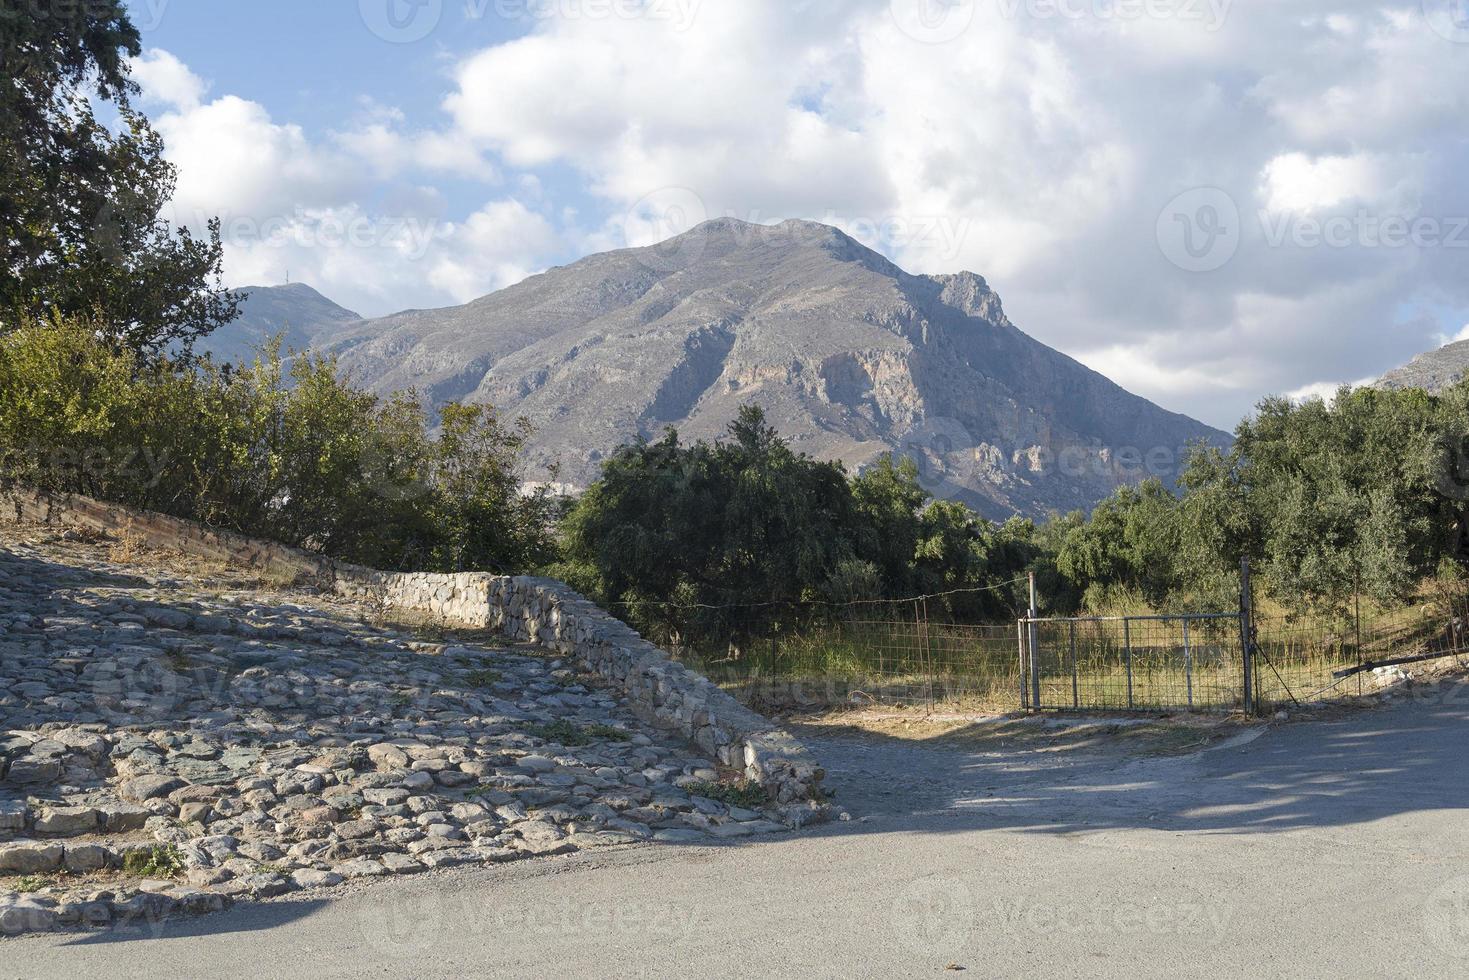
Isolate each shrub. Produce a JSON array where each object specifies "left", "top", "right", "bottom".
[{"left": 0, "top": 316, "right": 557, "bottom": 573}]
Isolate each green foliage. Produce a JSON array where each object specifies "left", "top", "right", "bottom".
[
  {"left": 684, "top": 779, "right": 769, "bottom": 809},
  {"left": 0, "top": 0, "right": 239, "bottom": 355},
  {"left": 558, "top": 407, "right": 1033, "bottom": 642},
  {"left": 1045, "top": 384, "right": 1469, "bottom": 616},
  {"left": 524, "top": 720, "right": 631, "bottom": 746},
  {"left": 121, "top": 844, "right": 184, "bottom": 879},
  {"left": 0, "top": 318, "right": 556, "bottom": 572}
]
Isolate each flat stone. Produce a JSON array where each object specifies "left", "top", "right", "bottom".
[
  {"left": 35, "top": 806, "right": 98, "bottom": 836},
  {"left": 517, "top": 755, "right": 556, "bottom": 773},
  {"left": 98, "top": 803, "right": 152, "bottom": 832},
  {"left": 367, "top": 744, "right": 409, "bottom": 770},
  {"left": 4, "top": 757, "right": 61, "bottom": 785},
  {"left": 651, "top": 828, "right": 708, "bottom": 843},
  {"left": 334, "top": 858, "right": 387, "bottom": 878},
  {"left": 290, "top": 869, "right": 344, "bottom": 889},
  {"left": 0, "top": 840, "right": 65, "bottom": 874},
  {"left": 0, "top": 900, "right": 58, "bottom": 936},
  {"left": 0, "top": 799, "right": 29, "bottom": 833},
  {"left": 119, "top": 774, "right": 186, "bottom": 802},
  {"left": 64, "top": 843, "right": 115, "bottom": 872},
  {"left": 380, "top": 853, "right": 423, "bottom": 874}
]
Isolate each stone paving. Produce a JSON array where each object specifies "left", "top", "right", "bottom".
[{"left": 0, "top": 525, "right": 790, "bottom": 936}]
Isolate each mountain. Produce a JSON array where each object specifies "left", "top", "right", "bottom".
[
  {"left": 197, "top": 282, "right": 361, "bottom": 364},
  {"left": 207, "top": 219, "right": 1230, "bottom": 520},
  {"left": 1377, "top": 340, "right": 1469, "bottom": 393}
]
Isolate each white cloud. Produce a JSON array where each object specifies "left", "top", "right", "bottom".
[
  {"left": 131, "top": 49, "right": 206, "bottom": 111},
  {"left": 1284, "top": 377, "right": 1377, "bottom": 404},
  {"left": 1438, "top": 323, "right": 1469, "bottom": 347},
  {"left": 428, "top": 200, "right": 560, "bottom": 302},
  {"left": 133, "top": 51, "right": 562, "bottom": 316},
  {"left": 132, "top": 5, "right": 1469, "bottom": 428}
]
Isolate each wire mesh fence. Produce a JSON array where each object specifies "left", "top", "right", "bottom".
[
  {"left": 1022, "top": 614, "right": 1247, "bottom": 712},
  {"left": 661, "top": 578, "right": 1469, "bottom": 716},
  {"left": 669, "top": 614, "right": 1022, "bottom": 712},
  {"left": 1253, "top": 588, "right": 1469, "bottom": 709}
]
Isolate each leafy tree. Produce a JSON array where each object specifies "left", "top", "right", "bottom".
[
  {"left": 0, "top": 318, "right": 554, "bottom": 573},
  {"left": 0, "top": 0, "right": 239, "bottom": 355}
]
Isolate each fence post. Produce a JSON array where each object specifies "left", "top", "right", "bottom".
[
  {"left": 1240, "top": 557, "right": 1255, "bottom": 715},
  {"left": 1123, "top": 617, "right": 1134, "bottom": 710},
  {"left": 1069, "top": 620, "right": 1079, "bottom": 709},
  {"left": 1183, "top": 617, "right": 1194, "bottom": 709},
  {"left": 1016, "top": 619, "right": 1029, "bottom": 710},
  {"left": 1028, "top": 572, "right": 1041, "bottom": 709}
]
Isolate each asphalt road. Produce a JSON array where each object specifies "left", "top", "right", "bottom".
[{"left": 9, "top": 684, "right": 1469, "bottom": 978}]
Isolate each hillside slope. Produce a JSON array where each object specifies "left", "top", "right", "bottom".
[{"left": 211, "top": 220, "right": 1229, "bottom": 519}]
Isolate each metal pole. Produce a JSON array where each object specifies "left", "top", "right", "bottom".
[
  {"left": 1124, "top": 617, "right": 1134, "bottom": 710},
  {"left": 1069, "top": 620, "right": 1079, "bottom": 709},
  {"left": 1183, "top": 617, "right": 1194, "bottom": 709},
  {"left": 1240, "top": 557, "right": 1255, "bottom": 715},
  {"left": 1016, "top": 619, "right": 1029, "bottom": 710},
  {"left": 1028, "top": 571, "right": 1041, "bottom": 709}
]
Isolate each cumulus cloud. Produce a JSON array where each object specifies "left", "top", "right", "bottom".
[
  {"left": 129, "top": 50, "right": 561, "bottom": 316},
  {"left": 131, "top": 48, "right": 206, "bottom": 111},
  {"left": 425, "top": 0, "right": 1469, "bottom": 429},
  {"left": 131, "top": 5, "right": 1469, "bottom": 429}
]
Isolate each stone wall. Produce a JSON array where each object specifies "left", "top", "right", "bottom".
[{"left": 2, "top": 488, "right": 825, "bottom": 804}]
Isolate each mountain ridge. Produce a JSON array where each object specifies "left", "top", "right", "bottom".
[{"left": 210, "top": 219, "right": 1230, "bottom": 520}]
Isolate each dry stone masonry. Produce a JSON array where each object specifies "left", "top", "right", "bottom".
[{"left": 0, "top": 491, "right": 832, "bottom": 937}]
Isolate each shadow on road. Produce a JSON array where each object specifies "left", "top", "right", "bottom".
[{"left": 784, "top": 682, "right": 1469, "bottom": 839}]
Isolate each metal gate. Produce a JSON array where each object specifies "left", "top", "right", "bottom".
[{"left": 1019, "top": 611, "right": 1254, "bottom": 713}]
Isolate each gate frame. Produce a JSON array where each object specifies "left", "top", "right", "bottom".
[{"left": 1019, "top": 610, "right": 1256, "bottom": 715}]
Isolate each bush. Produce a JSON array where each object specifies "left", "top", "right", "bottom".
[{"left": 0, "top": 316, "right": 556, "bottom": 572}]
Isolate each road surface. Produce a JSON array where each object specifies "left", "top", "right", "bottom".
[{"left": 8, "top": 685, "right": 1469, "bottom": 978}]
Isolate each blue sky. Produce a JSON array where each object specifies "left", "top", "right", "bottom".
[{"left": 122, "top": 1, "right": 1469, "bottom": 429}]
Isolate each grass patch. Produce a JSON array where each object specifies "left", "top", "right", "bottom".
[
  {"left": 463, "top": 668, "right": 502, "bottom": 688},
  {"left": 525, "top": 720, "right": 633, "bottom": 746},
  {"left": 121, "top": 844, "right": 185, "bottom": 879},
  {"left": 685, "top": 779, "right": 768, "bottom": 809},
  {"left": 13, "top": 875, "right": 51, "bottom": 893}
]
